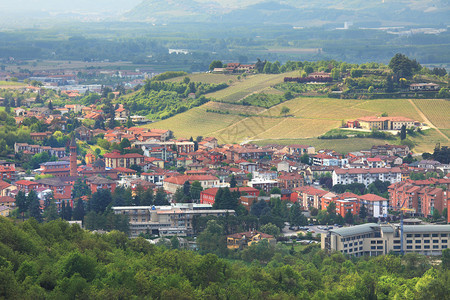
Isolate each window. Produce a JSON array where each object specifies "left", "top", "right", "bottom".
[
  {"left": 432, "top": 234, "right": 438, "bottom": 237},
  {"left": 415, "top": 245, "right": 421, "bottom": 249},
  {"left": 407, "top": 240, "right": 413, "bottom": 244},
  {"left": 433, "top": 245, "right": 439, "bottom": 249},
  {"left": 406, "top": 234, "right": 413, "bottom": 237},
  {"left": 415, "top": 234, "right": 421, "bottom": 237},
  {"left": 371, "top": 241, "right": 376, "bottom": 244},
  {"left": 443, "top": 245, "right": 448, "bottom": 249},
  {"left": 394, "top": 246, "right": 401, "bottom": 250},
  {"left": 442, "top": 240, "right": 448, "bottom": 243},
  {"left": 407, "top": 245, "right": 412, "bottom": 249},
  {"left": 433, "top": 240, "right": 439, "bottom": 243},
  {"left": 371, "top": 246, "right": 376, "bottom": 250},
  {"left": 424, "top": 245, "right": 430, "bottom": 249},
  {"left": 377, "top": 246, "right": 383, "bottom": 249},
  {"left": 442, "top": 234, "right": 448, "bottom": 237},
  {"left": 423, "top": 234, "right": 430, "bottom": 237},
  {"left": 394, "top": 240, "right": 400, "bottom": 244},
  {"left": 424, "top": 240, "right": 430, "bottom": 244},
  {"left": 415, "top": 240, "right": 421, "bottom": 243}
]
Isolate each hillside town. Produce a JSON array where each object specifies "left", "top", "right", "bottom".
[{"left": 1, "top": 92, "right": 450, "bottom": 257}]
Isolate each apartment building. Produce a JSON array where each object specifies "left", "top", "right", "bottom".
[
  {"left": 332, "top": 167, "right": 402, "bottom": 187},
  {"left": 112, "top": 203, "right": 234, "bottom": 237},
  {"left": 104, "top": 151, "right": 146, "bottom": 169},
  {"left": 388, "top": 180, "right": 447, "bottom": 217},
  {"left": 322, "top": 223, "right": 450, "bottom": 256}
]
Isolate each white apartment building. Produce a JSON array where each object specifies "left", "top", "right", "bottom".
[{"left": 332, "top": 167, "right": 402, "bottom": 187}]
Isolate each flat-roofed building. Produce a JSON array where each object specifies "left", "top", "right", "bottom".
[
  {"left": 333, "top": 167, "right": 402, "bottom": 187},
  {"left": 112, "top": 203, "right": 234, "bottom": 237},
  {"left": 322, "top": 223, "right": 450, "bottom": 256}
]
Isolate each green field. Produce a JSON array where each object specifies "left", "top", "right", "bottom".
[
  {"left": 142, "top": 73, "right": 449, "bottom": 152},
  {"left": 0, "top": 81, "right": 26, "bottom": 88}
]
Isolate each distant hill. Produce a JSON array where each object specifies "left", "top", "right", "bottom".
[{"left": 124, "top": 0, "right": 450, "bottom": 26}]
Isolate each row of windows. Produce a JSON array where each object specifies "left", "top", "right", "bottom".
[
  {"left": 406, "top": 233, "right": 447, "bottom": 237},
  {"left": 406, "top": 240, "right": 447, "bottom": 244},
  {"left": 406, "top": 245, "right": 448, "bottom": 250}
]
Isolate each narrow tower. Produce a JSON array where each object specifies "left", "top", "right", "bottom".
[{"left": 70, "top": 134, "right": 77, "bottom": 177}]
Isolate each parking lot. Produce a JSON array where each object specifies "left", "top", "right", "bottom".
[{"left": 282, "top": 223, "right": 344, "bottom": 237}]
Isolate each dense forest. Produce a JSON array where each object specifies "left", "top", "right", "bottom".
[{"left": 0, "top": 217, "right": 449, "bottom": 299}]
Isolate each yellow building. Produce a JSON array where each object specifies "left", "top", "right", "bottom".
[
  {"left": 356, "top": 116, "right": 415, "bottom": 131},
  {"left": 227, "top": 231, "right": 276, "bottom": 250}
]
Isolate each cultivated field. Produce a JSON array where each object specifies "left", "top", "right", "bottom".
[
  {"left": 168, "top": 73, "right": 240, "bottom": 84},
  {"left": 0, "top": 81, "right": 26, "bottom": 89},
  {"left": 413, "top": 99, "right": 450, "bottom": 129},
  {"left": 205, "top": 71, "right": 299, "bottom": 102},
  {"left": 143, "top": 73, "right": 449, "bottom": 151}
]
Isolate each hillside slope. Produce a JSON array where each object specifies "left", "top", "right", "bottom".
[{"left": 143, "top": 72, "right": 450, "bottom": 152}]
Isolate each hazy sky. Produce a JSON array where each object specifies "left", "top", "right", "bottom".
[{"left": 0, "top": 0, "right": 143, "bottom": 13}]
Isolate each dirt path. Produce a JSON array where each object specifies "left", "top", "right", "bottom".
[{"left": 408, "top": 99, "right": 449, "bottom": 141}]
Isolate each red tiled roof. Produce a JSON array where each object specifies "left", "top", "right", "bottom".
[
  {"left": 165, "top": 175, "right": 218, "bottom": 185},
  {"left": 112, "top": 167, "right": 137, "bottom": 173},
  {"left": 15, "top": 180, "right": 38, "bottom": 186},
  {"left": 358, "top": 194, "right": 387, "bottom": 202}
]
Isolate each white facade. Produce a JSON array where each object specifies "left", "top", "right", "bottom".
[{"left": 332, "top": 168, "right": 402, "bottom": 187}]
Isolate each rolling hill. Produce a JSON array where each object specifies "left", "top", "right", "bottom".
[{"left": 142, "top": 72, "right": 450, "bottom": 153}]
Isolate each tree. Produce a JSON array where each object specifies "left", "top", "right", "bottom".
[
  {"left": 260, "top": 223, "right": 280, "bottom": 237},
  {"left": 300, "top": 153, "right": 310, "bottom": 165},
  {"left": 43, "top": 195, "right": 59, "bottom": 222},
  {"left": 368, "top": 86, "right": 374, "bottom": 93},
  {"left": 209, "top": 60, "right": 223, "bottom": 71},
  {"left": 400, "top": 125, "right": 407, "bottom": 140},
  {"left": 388, "top": 53, "right": 420, "bottom": 78},
  {"left": 344, "top": 210, "right": 354, "bottom": 224},
  {"left": 190, "top": 181, "right": 203, "bottom": 201},
  {"left": 270, "top": 187, "right": 281, "bottom": 195},
  {"left": 442, "top": 249, "right": 450, "bottom": 270},
  {"left": 48, "top": 100, "right": 53, "bottom": 110},
  {"left": 432, "top": 209, "right": 441, "bottom": 221},
  {"left": 72, "top": 178, "right": 91, "bottom": 199},
  {"left": 73, "top": 198, "right": 85, "bottom": 221},
  {"left": 197, "top": 220, "right": 226, "bottom": 255},
  {"left": 359, "top": 204, "right": 367, "bottom": 219},
  {"left": 119, "top": 138, "right": 131, "bottom": 152},
  {"left": 289, "top": 203, "right": 307, "bottom": 226},
  {"left": 327, "top": 202, "right": 336, "bottom": 215},
  {"left": 229, "top": 175, "right": 237, "bottom": 188},
  {"left": 155, "top": 188, "right": 169, "bottom": 206},
  {"left": 15, "top": 191, "right": 28, "bottom": 220},
  {"left": 280, "top": 106, "right": 290, "bottom": 117},
  {"left": 27, "top": 190, "right": 42, "bottom": 222},
  {"left": 126, "top": 117, "right": 134, "bottom": 128}
]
